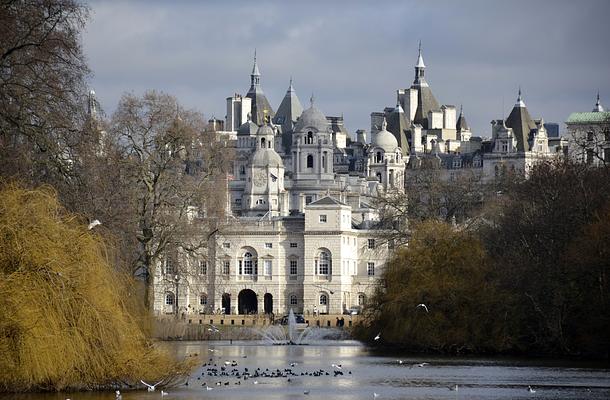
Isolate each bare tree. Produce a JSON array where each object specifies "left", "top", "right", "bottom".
[
  {"left": 0, "top": 0, "right": 90, "bottom": 182},
  {"left": 109, "top": 90, "right": 229, "bottom": 308}
]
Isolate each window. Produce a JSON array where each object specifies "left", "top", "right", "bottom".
[
  {"left": 290, "top": 260, "right": 298, "bottom": 275},
  {"left": 235, "top": 198, "right": 242, "bottom": 206},
  {"left": 319, "top": 214, "right": 327, "bottom": 223},
  {"left": 319, "top": 294, "right": 328, "bottom": 305},
  {"left": 317, "top": 251, "right": 331, "bottom": 275},
  {"left": 239, "top": 165, "right": 245, "bottom": 175},
  {"left": 199, "top": 294, "right": 207, "bottom": 305},
  {"left": 265, "top": 243, "right": 273, "bottom": 249},
  {"left": 367, "top": 262, "right": 375, "bottom": 276},
  {"left": 375, "top": 151, "right": 382, "bottom": 163},
  {"left": 501, "top": 142, "right": 508, "bottom": 152},
  {"left": 199, "top": 260, "right": 207, "bottom": 275},
  {"left": 587, "top": 131, "right": 594, "bottom": 141},
  {"left": 164, "top": 258, "right": 174, "bottom": 275},
  {"left": 306, "top": 154, "right": 314, "bottom": 168},
  {"left": 223, "top": 260, "right": 230, "bottom": 275},
  {"left": 368, "top": 239, "right": 375, "bottom": 249},
  {"left": 305, "top": 195, "right": 313, "bottom": 204},
  {"left": 376, "top": 172, "right": 382, "bottom": 183},
  {"left": 223, "top": 242, "right": 230, "bottom": 249},
  {"left": 165, "top": 292, "right": 174, "bottom": 305},
  {"left": 290, "top": 242, "right": 298, "bottom": 248},
  {"left": 243, "top": 252, "right": 253, "bottom": 274},
  {"left": 290, "top": 295, "right": 298, "bottom": 305},
  {"left": 264, "top": 259, "right": 272, "bottom": 276},
  {"left": 358, "top": 293, "right": 366, "bottom": 306},
  {"left": 307, "top": 132, "right": 313, "bottom": 144}
]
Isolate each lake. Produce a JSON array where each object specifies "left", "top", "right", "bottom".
[{"left": 5, "top": 340, "right": 610, "bottom": 400}]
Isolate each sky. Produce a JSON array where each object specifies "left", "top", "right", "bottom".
[{"left": 83, "top": 0, "right": 610, "bottom": 138}]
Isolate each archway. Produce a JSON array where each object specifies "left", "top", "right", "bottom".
[
  {"left": 238, "top": 289, "right": 258, "bottom": 314},
  {"left": 264, "top": 293, "right": 273, "bottom": 314},
  {"left": 221, "top": 293, "right": 231, "bottom": 315}
]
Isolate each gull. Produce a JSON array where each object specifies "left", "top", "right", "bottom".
[
  {"left": 528, "top": 385, "right": 536, "bottom": 393},
  {"left": 141, "top": 380, "right": 163, "bottom": 392},
  {"left": 416, "top": 303, "right": 429, "bottom": 312},
  {"left": 449, "top": 384, "right": 459, "bottom": 391},
  {"left": 411, "top": 362, "right": 429, "bottom": 368},
  {"left": 303, "top": 390, "right": 310, "bottom": 395},
  {"left": 290, "top": 362, "right": 298, "bottom": 367},
  {"left": 373, "top": 393, "right": 380, "bottom": 398},
  {"left": 88, "top": 219, "right": 101, "bottom": 230},
  {"left": 374, "top": 332, "right": 381, "bottom": 341},
  {"left": 115, "top": 391, "right": 122, "bottom": 400},
  {"left": 161, "top": 390, "right": 168, "bottom": 397},
  {"left": 253, "top": 380, "right": 259, "bottom": 385},
  {"left": 396, "top": 360, "right": 404, "bottom": 364},
  {"left": 206, "top": 386, "right": 213, "bottom": 391},
  {"left": 331, "top": 364, "right": 342, "bottom": 370}
]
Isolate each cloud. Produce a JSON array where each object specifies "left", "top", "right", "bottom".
[{"left": 84, "top": 0, "right": 610, "bottom": 137}]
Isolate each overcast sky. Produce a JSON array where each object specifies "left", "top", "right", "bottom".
[{"left": 84, "top": 0, "right": 610, "bottom": 138}]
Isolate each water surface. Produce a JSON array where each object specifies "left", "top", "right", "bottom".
[{"left": 6, "top": 340, "right": 610, "bottom": 400}]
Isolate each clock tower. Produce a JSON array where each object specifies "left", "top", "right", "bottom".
[{"left": 243, "top": 121, "right": 286, "bottom": 217}]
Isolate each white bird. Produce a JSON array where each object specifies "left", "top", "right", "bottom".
[
  {"left": 115, "top": 390, "right": 122, "bottom": 400},
  {"left": 224, "top": 361, "right": 232, "bottom": 365},
  {"left": 206, "top": 386, "right": 213, "bottom": 391},
  {"left": 373, "top": 393, "right": 380, "bottom": 398},
  {"left": 289, "top": 362, "right": 298, "bottom": 367},
  {"left": 396, "top": 360, "right": 404, "bottom": 364},
  {"left": 416, "top": 303, "right": 429, "bottom": 312},
  {"left": 253, "top": 380, "right": 258, "bottom": 385},
  {"left": 528, "top": 385, "right": 536, "bottom": 393},
  {"left": 160, "top": 390, "right": 168, "bottom": 397},
  {"left": 88, "top": 219, "right": 101, "bottom": 230},
  {"left": 303, "top": 390, "right": 310, "bottom": 395},
  {"left": 415, "top": 362, "right": 429, "bottom": 368},
  {"left": 449, "top": 384, "right": 459, "bottom": 391},
  {"left": 141, "top": 379, "right": 163, "bottom": 392},
  {"left": 331, "top": 363, "right": 342, "bottom": 369},
  {"left": 374, "top": 332, "right": 381, "bottom": 341}
]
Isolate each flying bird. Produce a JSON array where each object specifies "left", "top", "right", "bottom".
[
  {"left": 416, "top": 303, "right": 429, "bottom": 312},
  {"left": 374, "top": 332, "right": 381, "bottom": 341},
  {"left": 88, "top": 219, "right": 101, "bottom": 230},
  {"left": 141, "top": 380, "right": 163, "bottom": 392}
]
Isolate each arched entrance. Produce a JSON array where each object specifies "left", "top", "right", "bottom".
[
  {"left": 238, "top": 289, "right": 258, "bottom": 314},
  {"left": 221, "top": 293, "right": 231, "bottom": 315},
  {"left": 264, "top": 293, "right": 273, "bottom": 314}
]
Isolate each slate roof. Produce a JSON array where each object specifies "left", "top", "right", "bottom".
[
  {"left": 274, "top": 79, "right": 303, "bottom": 153},
  {"left": 505, "top": 100, "right": 537, "bottom": 152},
  {"left": 308, "top": 196, "right": 347, "bottom": 206},
  {"left": 456, "top": 107, "right": 470, "bottom": 131},
  {"left": 246, "top": 86, "right": 275, "bottom": 126},
  {"left": 386, "top": 103, "right": 411, "bottom": 154}
]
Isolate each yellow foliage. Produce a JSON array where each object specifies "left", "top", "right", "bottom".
[{"left": 0, "top": 184, "right": 192, "bottom": 392}]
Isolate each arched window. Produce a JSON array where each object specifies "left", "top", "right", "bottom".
[
  {"left": 376, "top": 172, "right": 382, "bottom": 183},
  {"left": 261, "top": 137, "right": 266, "bottom": 148},
  {"left": 165, "top": 292, "right": 175, "bottom": 305},
  {"left": 239, "top": 165, "right": 245, "bottom": 175},
  {"left": 243, "top": 252, "right": 253, "bottom": 275},
  {"left": 307, "top": 154, "right": 314, "bottom": 168},
  {"left": 319, "top": 294, "right": 328, "bottom": 305},
  {"left": 164, "top": 258, "right": 174, "bottom": 275},
  {"left": 199, "top": 293, "right": 208, "bottom": 305},
  {"left": 375, "top": 151, "right": 383, "bottom": 163},
  {"left": 357, "top": 293, "right": 366, "bottom": 306},
  {"left": 290, "top": 294, "right": 298, "bottom": 305},
  {"left": 316, "top": 250, "right": 331, "bottom": 275},
  {"left": 307, "top": 131, "right": 313, "bottom": 144}
]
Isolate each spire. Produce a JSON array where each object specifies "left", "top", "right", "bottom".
[
  {"left": 414, "top": 41, "right": 427, "bottom": 85},
  {"left": 310, "top": 93, "right": 315, "bottom": 108},
  {"left": 288, "top": 76, "right": 294, "bottom": 92},
  {"left": 381, "top": 116, "right": 387, "bottom": 131},
  {"left": 593, "top": 91, "right": 604, "bottom": 112},
  {"left": 516, "top": 87, "right": 526, "bottom": 107},
  {"left": 250, "top": 49, "right": 260, "bottom": 87},
  {"left": 395, "top": 91, "right": 404, "bottom": 112},
  {"left": 456, "top": 105, "right": 470, "bottom": 132}
]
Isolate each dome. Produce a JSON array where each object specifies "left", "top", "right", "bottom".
[
  {"left": 373, "top": 118, "right": 399, "bottom": 151},
  {"left": 295, "top": 105, "right": 328, "bottom": 132},
  {"left": 237, "top": 120, "right": 258, "bottom": 136},
  {"left": 256, "top": 123, "right": 275, "bottom": 137},
  {"left": 251, "top": 148, "right": 283, "bottom": 168}
]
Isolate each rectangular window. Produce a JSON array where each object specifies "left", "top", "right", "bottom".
[
  {"left": 199, "top": 260, "right": 207, "bottom": 275},
  {"left": 319, "top": 214, "right": 327, "bottom": 223},
  {"left": 290, "top": 242, "right": 298, "bottom": 248},
  {"left": 305, "top": 195, "right": 313, "bottom": 204},
  {"left": 368, "top": 239, "right": 375, "bottom": 249},
  {"left": 223, "top": 242, "right": 230, "bottom": 249},
  {"left": 264, "top": 260, "right": 272, "bottom": 276},
  {"left": 265, "top": 242, "right": 273, "bottom": 249},
  {"left": 223, "top": 260, "right": 230, "bottom": 275},
  {"left": 164, "top": 259, "right": 174, "bottom": 275},
  {"left": 367, "top": 262, "right": 375, "bottom": 276},
  {"left": 290, "top": 260, "right": 298, "bottom": 275},
  {"left": 235, "top": 198, "right": 242, "bottom": 206}
]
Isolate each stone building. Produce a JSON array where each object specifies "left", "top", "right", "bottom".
[{"left": 566, "top": 93, "right": 610, "bottom": 166}]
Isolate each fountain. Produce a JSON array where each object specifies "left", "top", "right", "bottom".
[{"left": 256, "top": 309, "right": 346, "bottom": 345}]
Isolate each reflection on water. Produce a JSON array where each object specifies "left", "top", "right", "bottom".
[{"left": 4, "top": 340, "right": 610, "bottom": 400}]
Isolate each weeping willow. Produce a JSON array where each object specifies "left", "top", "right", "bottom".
[{"left": 0, "top": 184, "right": 191, "bottom": 392}]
